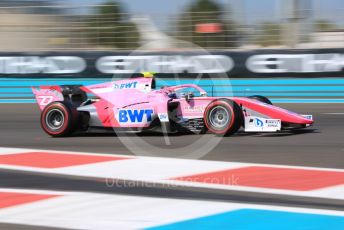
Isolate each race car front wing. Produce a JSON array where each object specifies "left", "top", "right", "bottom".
[{"left": 244, "top": 116, "right": 281, "bottom": 132}]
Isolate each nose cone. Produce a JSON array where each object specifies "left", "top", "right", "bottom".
[{"left": 300, "top": 115, "right": 314, "bottom": 124}]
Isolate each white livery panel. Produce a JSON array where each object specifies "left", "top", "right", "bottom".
[{"left": 244, "top": 116, "right": 281, "bottom": 132}]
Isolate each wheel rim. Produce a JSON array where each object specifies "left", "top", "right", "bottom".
[
  {"left": 209, "top": 105, "right": 230, "bottom": 130},
  {"left": 46, "top": 109, "right": 65, "bottom": 130}
]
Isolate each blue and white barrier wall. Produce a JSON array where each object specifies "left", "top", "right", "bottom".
[{"left": 0, "top": 48, "right": 344, "bottom": 103}]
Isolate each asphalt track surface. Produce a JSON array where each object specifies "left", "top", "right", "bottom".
[{"left": 0, "top": 103, "right": 344, "bottom": 229}]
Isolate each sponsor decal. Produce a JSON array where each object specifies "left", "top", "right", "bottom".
[
  {"left": 302, "top": 115, "right": 313, "bottom": 120},
  {"left": 114, "top": 81, "right": 138, "bottom": 89},
  {"left": 247, "top": 53, "right": 344, "bottom": 73},
  {"left": 266, "top": 119, "right": 281, "bottom": 128},
  {"left": 96, "top": 55, "right": 233, "bottom": 74},
  {"left": 184, "top": 105, "right": 206, "bottom": 113},
  {"left": 118, "top": 109, "right": 153, "bottom": 123},
  {"left": 0, "top": 56, "right": 86, "bottom": 74},
  {"left": 1, "top": 51, "right": 344, "bottom": 77},
  {"left": 158, "top": 113, "right": 169, "bottom": 122},
  {"left": 254, "top": 118, "right": 264, "bottom": 127}
]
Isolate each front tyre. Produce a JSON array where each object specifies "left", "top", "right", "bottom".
[
  {"left": 204, "top": 99, "right": 243, "bottom": 136},
  {"left": 40, "top": 101, "right": 78, "bottom": 137}
]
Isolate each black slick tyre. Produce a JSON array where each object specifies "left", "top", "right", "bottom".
[
  {"left": 203, "top": 99, "right": 243, "bottom": 136},
  {"left": 40, "top": 101, "right": 78, "bottom": 137}
]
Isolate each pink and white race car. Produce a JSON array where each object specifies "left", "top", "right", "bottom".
[{"left": 32, "top": 76, "right": 314, "bottom": 137}]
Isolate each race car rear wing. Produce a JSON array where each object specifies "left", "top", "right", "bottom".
[
  {"left": 32, "top": 86, "right": 64, "bottom": 111},
  {"left": 32, "top": 85, "right": 87, "bottom": 110}
]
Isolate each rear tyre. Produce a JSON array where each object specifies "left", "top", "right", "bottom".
[
  {"left": 204, "top": 99, "right": 243, "bottom": 136},
  {"left": 40, "top": 101, "right": 78, "bottom": 137},
  {"left": 248, "top": 95, "right": 272, "bottom": 105}
]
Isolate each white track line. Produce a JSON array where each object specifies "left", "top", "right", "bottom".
[
  {"left": 0, "top": 188, "right": 344, "bottom": 230},
  {"left": 323, "top": 113, "right": 344, "bottom": 115}
]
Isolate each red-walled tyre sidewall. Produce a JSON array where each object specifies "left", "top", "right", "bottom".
[
  {"left": 40, "top": 102, "right": 77, "bottom": 137},
  {"left": 204, "top": 99, "right": 243, "bottom": 136}
]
